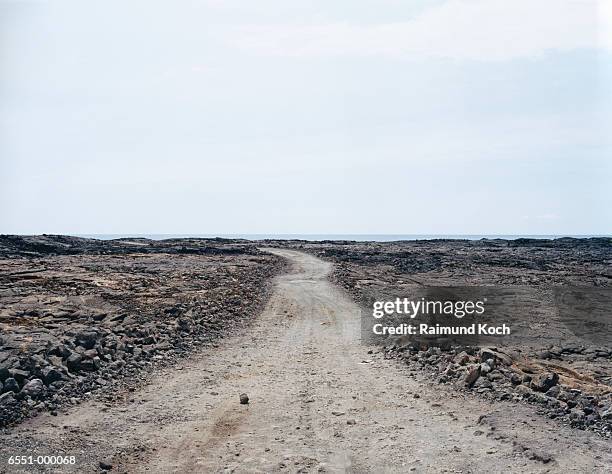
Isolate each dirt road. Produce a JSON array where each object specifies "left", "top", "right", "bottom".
[{"left": 1, "top": 250, "right": 610, "bottom": 473}]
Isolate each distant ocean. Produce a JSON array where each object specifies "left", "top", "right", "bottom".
[{"left": 76, "top": 234, "right": 608, "bottom": 242}]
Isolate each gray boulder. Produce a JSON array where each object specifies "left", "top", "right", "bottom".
[
  {"left": 9, "top": 368, "right": 29, "bottom": 384},
  {"left": 463, "top": 365, "right": 481, "bottom": 388},
  {"left": 21, "top": 378, "right": 44, "bottom": 399},
  {"left": 41, "top": 367, "right": 63, "bottom": 385},
  {"left": 66, "top": 353, "right": 82, "bottom": 371},
  {"left": 75, "top": 330, "right": 98, "bottom": 350},
  {"left": 2, "top": 377, "right": 19, "bottom": 393},
  {"left": 0, "top": 392, "right": 15, "bottom": 405},
  {"left": 0, "top": 366, "right": 10, "bottom": 382},
  {"left": 453, "top": 351, "right": 470, "bottom": 365},
  {"left": 531, "top": 372, "right": 559, "bottom": 392}
]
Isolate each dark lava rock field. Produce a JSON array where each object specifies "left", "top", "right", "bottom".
[
  {"left": 0, "top": 235, "right": 285, "bottom": 427},
  {"left": 279, "top": 237, "right": 612, "bottom": 436}
]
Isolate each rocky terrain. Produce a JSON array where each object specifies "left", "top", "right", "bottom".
[
  {"left": 278, "top": 238, "right": 612, "bottom": 437},
  {"left": 1, "top": 249, "right": 610, "bottom": 473},
  {"left": 0, "top": 235, "right": 285, "bottom": 428}
]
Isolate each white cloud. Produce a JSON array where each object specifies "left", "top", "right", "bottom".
[{"left": 225, "top": 0, "right": 612, "bottom": 60}]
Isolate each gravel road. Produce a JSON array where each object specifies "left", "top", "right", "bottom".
[{"left": 1, "top": 249, "right": 610, "bottom": 473}]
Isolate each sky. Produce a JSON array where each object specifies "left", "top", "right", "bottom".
[{"left": 1, "top": 0, "right": 611, "bottom": 235}]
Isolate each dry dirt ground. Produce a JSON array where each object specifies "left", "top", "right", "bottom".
[
  {"left": 0, "top": 236, "right": 282, "bottom": 427},
  {"left": 1, "top": 250, "right": 610, "bottom": 473}
]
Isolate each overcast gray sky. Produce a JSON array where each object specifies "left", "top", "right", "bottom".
[{"left": 1, "top": 0, "right": 611, "bottom": 235}]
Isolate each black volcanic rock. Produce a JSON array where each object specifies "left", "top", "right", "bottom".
[{"left": 0, "top": 235, "right": 285, "bottom": 427}]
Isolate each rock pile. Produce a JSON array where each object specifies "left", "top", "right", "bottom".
[
  {"left": 0, "top": 235, "right": 285, "bottom": 427},
  {"left": 385, "top": 342, "right": 612, "bottom": 437}
]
